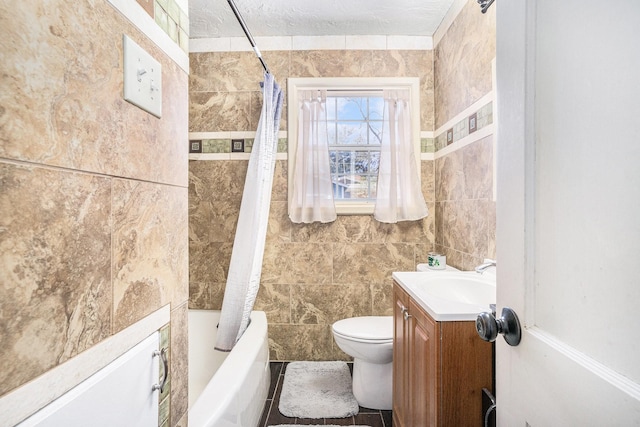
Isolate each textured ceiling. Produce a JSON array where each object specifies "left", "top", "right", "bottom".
[{"left": 189, "top": 0, "right": 457, "bottom": 39}]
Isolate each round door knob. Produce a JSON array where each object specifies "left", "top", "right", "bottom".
[
  {"left": 476, "top": 312, "right": 499, "bottom": 342},
  {"left": 476, "top": 306, "right": 522, "bottom": 346}
]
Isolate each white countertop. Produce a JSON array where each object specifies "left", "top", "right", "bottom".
[{"left": 392, "top": 270, "right": 496, "bottom": 322}]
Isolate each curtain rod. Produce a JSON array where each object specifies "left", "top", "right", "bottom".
[
  {"left": 478, "top": 0, "right": 495, "bottom": 14},
  {"left": 226, "top": 0, "right": 270, "bottom": 74}
]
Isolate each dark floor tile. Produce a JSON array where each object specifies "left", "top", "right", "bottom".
[
  {"left": 325, "top": 416, "right": 355, "bottom": 425},
  {"left": 293, "top": 419, "right": 318, "bottom": 425},
  {"left": 265, "top": 407, "right": 296, "bottom": 426},
  {"left": 354, "top": 412, "right": 384, "bottom": 427},
  {"left": 259, "top": 399, "right": 272, "bottom": 427},
  {"left": 268, "top": 362, "right": 284, "bottom": 398},
  {"left": 258, "top": 360, "right": 392, "bottom": 427},
  {"left": 381, "top": 410, "right": 393, "bottom": 427}
]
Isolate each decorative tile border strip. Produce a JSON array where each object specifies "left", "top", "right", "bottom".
[
  {"left": 154, "top": 0, "right": 189, "bottom": 53},
  {"left": 435, "top": 101, "right": 493, "bottom": 151},
  {"left": 188, "top": 100, "right": 492, "bottom": 160},
  {"left": 189, "top": 138, "right": 288, "bottom": 154},
  {"left": 135, "top": 0, "right": 188, "bottom": 53}
]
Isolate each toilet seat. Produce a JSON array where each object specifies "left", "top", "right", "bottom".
[{"left": 332, "top": 316, "right": 393, "bottom": 343}]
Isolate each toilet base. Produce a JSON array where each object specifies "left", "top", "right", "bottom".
[{"left": 352, "top": 358, "right": 392, "bottom": 410}]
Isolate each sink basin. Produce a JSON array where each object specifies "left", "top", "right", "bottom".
[{"left": 392, "top": 271, "right": 496, "bottom": 321}]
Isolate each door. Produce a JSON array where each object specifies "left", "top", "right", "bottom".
[{"left": 496, "top": 1, "right": 640, "bottom": 425}]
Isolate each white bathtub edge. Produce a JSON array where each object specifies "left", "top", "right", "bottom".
[{"left": 188, "top": 311, "right": 270, "bottom": 427}]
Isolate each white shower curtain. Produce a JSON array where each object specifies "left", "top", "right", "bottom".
[
  {"left": 289, "top": 90, "right": 337, "bottom": 223},
  {"left": 215, "top": 73, "right": 284, "bottom": 351},
  {"left": 374, "top": 89, "right": 428, "bottom": 223}
]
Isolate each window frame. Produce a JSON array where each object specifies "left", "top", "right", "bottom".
[{"left": 288, "top": 77, "right": 421, "bottom": 216}]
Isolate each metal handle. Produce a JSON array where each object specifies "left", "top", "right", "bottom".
[
  {"left": 401, "top": 306, "right": 412, "bottom": 321},
  {"left": 152, "top": 347, "right": 168, "bottom": 393},
  {"left": 476, "top": 306, "right": 522, "bottom": 346}
]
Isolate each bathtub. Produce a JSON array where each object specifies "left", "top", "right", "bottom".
[{"left": 188, "top": 310, "right": 270, "bottom": 427}]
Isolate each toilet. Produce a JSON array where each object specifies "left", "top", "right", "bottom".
[{"left": 332, "top": 316, "right": 394, "bottom": 410}]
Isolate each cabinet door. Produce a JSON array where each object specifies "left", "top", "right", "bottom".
[
  {"left": 392, "top": 284, "right": 410, "bottom": 427},
  {"left": 410, "top": 299, "right": 440, "bottom": 427}
]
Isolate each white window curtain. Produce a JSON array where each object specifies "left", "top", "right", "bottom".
[
  {"left": 374, "top": 89, "right": 428, "bottom": 223},
  {"left": 289, "top": 90, "right": 337, "bottom": 223}
]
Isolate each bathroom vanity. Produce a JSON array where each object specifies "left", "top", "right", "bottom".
[{"left": 392, "top": 273, "right": 494, "bottom": 427}]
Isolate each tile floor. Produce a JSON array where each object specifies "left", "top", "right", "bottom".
[{"left": 259, "top": 362, "right": 393, "bottom": 427}]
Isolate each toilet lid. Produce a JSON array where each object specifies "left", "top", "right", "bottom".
[{"left": 332, "top": 316, "right": 393, "bottom": 341}]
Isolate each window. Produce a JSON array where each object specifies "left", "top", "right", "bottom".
[
  {"left": 327, "top": 93, "right": 383, "bottom": 203},
  {"left": 288, "top": 77, "right": 421, "bottom": 215}
]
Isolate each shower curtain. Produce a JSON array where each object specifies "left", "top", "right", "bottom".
[{"left": 215, "top": 73, "right": 283, "bottom": 351}]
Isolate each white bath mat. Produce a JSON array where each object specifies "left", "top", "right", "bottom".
[{"left": 278, "top": 361, "right": 359, "bottom": 418}]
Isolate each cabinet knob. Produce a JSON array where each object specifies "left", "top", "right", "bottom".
[{"left": 401, "top": 306, "right": 412, "bottom": 321}]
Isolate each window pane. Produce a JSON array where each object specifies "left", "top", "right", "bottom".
[
  {"left": 336, "top": 97, "right": 367, "bottom": 120},
  {"left": 354, "top": 151, "right": 378, "bottom": 174},
  {"left": 326, "top": 97, "right": 336, "bottom": 120},
  {"left": 369, "top": 97, "right": 384, "bottom": 120},
  {"left": 332, "top": 174, "right": 372, "bottom": 200},
  {"left": 368, "top": 122, "right": 383, "bottom": 145},
  {"left": 327, "top": 121, "right": 337, "bottom": 145},
  {"left": 337, "top": 122, "right": 368, "bottom": 144}
]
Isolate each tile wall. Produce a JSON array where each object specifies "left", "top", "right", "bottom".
[
  {"left": 433, "top": 0, "right": 497, "bottom": 270},
  {"left": 188, "top": 50, "right": 435, "bottom": 361},
  {"left": 0, "top": 1, "right": 189, "bottom": 425},
  {"left": 434, "top": 0, "right": 496, "bottom": 129},
  {"left": 188, "top": 0, "right": 496, "bottom": 361}
]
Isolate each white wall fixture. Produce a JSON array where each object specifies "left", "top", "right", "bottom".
[{"left": 123, "top": 35, "right": 162, "bottom": 118}]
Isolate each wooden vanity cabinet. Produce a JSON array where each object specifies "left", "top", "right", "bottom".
[{"left": 393, "top": 281, "right": 493, "bottom": 427}]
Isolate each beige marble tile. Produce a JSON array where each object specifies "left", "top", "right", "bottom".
[
  {"left": 435, "top": 149, "right": 466, "bottom": 202},
  {"left": 189, "top": 91, "right": 251, "bottom": 132},
  {"left": 189, "top": 197, "right": 241, "bottom": 244},
  {"left": 0, "top": 2, "right": 188, "bottom": 187},
  {"left": 188, "top": 281, "right": 213, "bottom": 310},
  {"left": 331, "top": 216, "right": 378, "bottom": 243},
  {"left": 261, "top": 242, "right": 333, "bottom": 285},
  {"left": 371, "top": 283, "right": 395, "bottom": 316},
  {"left": 0, "top": 163, "right": 112, "bottom": 395},
  {"left": 271, "top": 160, "right": 288, "bottom": 202},
  {"left": 189, "top": 52, "right": 264, "bottom": 93},
  {"left": 268, "top": 324, "right": 334, "bottom": 361},
  {"left": 487, "top": 200, "right": 497, "bottom": 260},
  {"left": 189, "top": 160, "right": 249, "bottom": 202},
  {"left": 112, "top": 179, "right": 188, "bottom": 333},
  {"left": 463, "top": 136, "right": 493, "bottom": 199},
  {"left": 291, "top": 284, "right": 371, "bottom": 325},
  {"left": 372, "top": 217, "right": 433, "bottom": 244},
  {"left": 435, "top": 201, "right": 444, "bottom": 246},
  {"left": 189, "top": 242, "right": 233, "bottom": 284},
  {"left": 434, "top": 244, "right": 466, "bottom": 271},
  {"left": 254, "top": 283, "right": 291, "bottom": 323},
  {"left": 421, "top": 160, "right": 436, "bottom": 202},
  {"left": 267, "top": 201, "right": 292, "bottom": 243},
  {"left": 438, "top": 199, "right": 489, "bottom": 257},
  {"left": 333, "top": 243, "right": 415, "bottom": 286},
  {"left": 291, "top": 50, "right": 374, "bottom": 78},
  {"left": 290, "top": 221, "right": 337, "bottom": 243},
  {"left": 462, "top": 253, "right": 486, "bottom": 272},
  {"left": 434, "top": 0, "right": 495, "bottom": 128},
  {"left": 170, "top": 303, "right": 189, "bottom": 427}
]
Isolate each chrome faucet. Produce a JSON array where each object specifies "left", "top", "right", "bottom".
[{"left": 475, "top": 259, "right": 496, "bottom": 274}]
